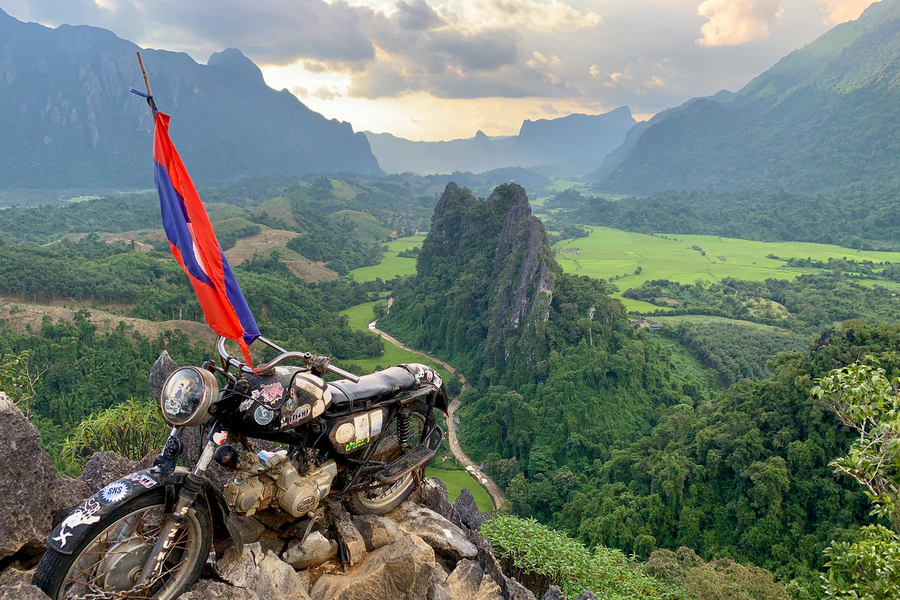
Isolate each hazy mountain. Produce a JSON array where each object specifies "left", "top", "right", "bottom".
[
  {"left": 365, "top": 107, "right": 635, "bottom": 176},
  {"left": 593, "top": 0, "right": 900, "bottom": 194},
  {"left": 0, "top": 9, "right": 381, "bottom": 193}
]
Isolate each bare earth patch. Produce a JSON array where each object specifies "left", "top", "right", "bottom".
[
  {"left": 224, "top": 229, "right": 338, "bottom": 282},
  {"left": 98, "top": 230, "right": 166, "bottom": 251},
  {"left": 0, "top": 297, "right": 216, "bottom": 343}
]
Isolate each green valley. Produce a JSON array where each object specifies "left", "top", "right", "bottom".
[{"left": 552, "top": 226, "right": 900, "bottom": 312}]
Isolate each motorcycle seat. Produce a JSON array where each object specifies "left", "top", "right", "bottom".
[{"left": 328, "top": 366, "right": 417, "bottom": 406}]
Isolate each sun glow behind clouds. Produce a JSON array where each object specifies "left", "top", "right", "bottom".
[
  {"left": 261, "top": 68, "right": 620, "bottom": 141},
  {"left": 2, "top": 0, "right": 876, "bottom": 141}
]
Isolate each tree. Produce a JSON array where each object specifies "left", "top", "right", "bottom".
[
  {"left": 0, "top": 350, "right": 42, "bottom": 416},
  {"left": 811, "top": 361, "right": 900, "bottom": 599},
  {"left": 812, "top": 362, "right": 900, "bottom": 529}
]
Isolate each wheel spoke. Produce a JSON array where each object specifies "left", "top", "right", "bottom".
[{"left": 59, "top": 504, "right": 200, "bottom": 600}]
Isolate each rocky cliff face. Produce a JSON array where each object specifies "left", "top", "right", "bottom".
[
  {"left": 0, "top": 393, "right": 541, "bottom": 600},
  {"left": 421, "top": 182, "right": 556, "bottom": 335},
  {"left": 382, "top": 182, "right": 560, "bottom": 382},
  {"left": 0, "top": 9, "right": 381, "bottom": 193},
  {"left": 487, "top": 185, "right": 554, "bottom": 330}
]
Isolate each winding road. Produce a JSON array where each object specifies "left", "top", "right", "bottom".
[{"left": 368, "top": 321, "right": 507, "bottom": 512}]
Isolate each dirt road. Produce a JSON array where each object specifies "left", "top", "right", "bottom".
[{"left": 368, "top": 322, "right": 507, "bottom": 512}]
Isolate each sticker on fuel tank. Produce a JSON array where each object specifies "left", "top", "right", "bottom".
[
  {"left": 254, "top": 405, "right": 275, "bottom": 425},
  {"left": 251, "top": 382, "right": 284, "bottom": 406},
  {"left": 286, "top": 405, "right": 311, "bottom": 426}
]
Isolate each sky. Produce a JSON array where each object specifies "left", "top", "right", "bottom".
[{"left": 1, "top": 0, "right": 879, "bottom": 140}]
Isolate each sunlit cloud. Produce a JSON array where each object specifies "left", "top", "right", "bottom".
[
  {"left": 697, "top": 0, "right": 784, "bottom": 47},
  {"left": 0, "top": 0, "right": 868, "bottom": 140},
  {"left": 818, "top": 0, "right": 876, "bottom": 24},
  {"left": 431, "top": 0, "right": 601, "bottom": 35}
]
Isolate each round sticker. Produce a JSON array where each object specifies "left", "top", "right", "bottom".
[
  {"left": 254, "top": 405, "right": 275, "bottom": 425},
  {"left": 99, "top": 480, "right": 131, "bottom": 505}
]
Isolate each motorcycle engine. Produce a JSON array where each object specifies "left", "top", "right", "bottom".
[{"left": 223, "top": 450, "right": 337, "bottom": 518}]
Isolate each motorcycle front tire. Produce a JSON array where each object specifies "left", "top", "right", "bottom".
[{"left": 33, "top": 488, "right": 211, "bottom": 600}]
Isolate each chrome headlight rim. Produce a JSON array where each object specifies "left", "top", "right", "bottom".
[{"left": 159, "top": 366, "right": 219, "bottom": 427}]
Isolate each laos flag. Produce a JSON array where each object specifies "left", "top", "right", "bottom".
[{"left": 153, "top": 111, "right": 259, "bottom": 365}]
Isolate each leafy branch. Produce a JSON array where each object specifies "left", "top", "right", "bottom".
[
  {"left": 811, "top": 360, "right": 900, "bottom": 530},
  {"left": 0, "top": 350, "right": 44, "bottom": 416}
]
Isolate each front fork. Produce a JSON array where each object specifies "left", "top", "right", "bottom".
[{"left": 135, "top": 428, "right": 219, "bottom": 586}]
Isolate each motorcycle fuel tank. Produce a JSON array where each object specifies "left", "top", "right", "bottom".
[{"left": 234, "top": 368, "right": 332, "bottom": 434}]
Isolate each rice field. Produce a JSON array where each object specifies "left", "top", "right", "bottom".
[
  {"left": 349, "top": 235, "right": 425, "bottom": 282},
  {"left": 553, "top": 227, "right": 900, "bottom": 312},
  {"left": 425, "top": 467, "right": 493, "bottom": 513},
  {"left": 338, "top": 300, "right": 452, "bottom": 378}
]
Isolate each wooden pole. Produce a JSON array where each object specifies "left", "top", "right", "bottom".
[{"left": 135, "top": 50, "right": 157, "bottom": 115}]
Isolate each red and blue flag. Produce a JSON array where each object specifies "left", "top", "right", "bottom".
[{"left": 152, "top": 111, "right": 260, "bottom": 365}]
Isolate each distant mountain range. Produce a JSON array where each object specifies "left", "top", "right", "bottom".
[
  {"left": 593, "top": 0, "right": 900, "bottom": 194},
  {"left": 365, "top": 107, "right": 635, "bottom": 176},
  {"left": 0, "top": 9, "right": 380, "bottom": 193}
]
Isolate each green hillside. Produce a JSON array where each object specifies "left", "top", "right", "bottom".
[
  {"left": 595, "top": 0, "right": 900, "bottom": 194},
  {"left": 376, "top": 183, "right": 900, "bottom": 596}
]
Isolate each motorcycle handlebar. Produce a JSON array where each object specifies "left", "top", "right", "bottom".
[{"left": 216, "top": 336, "right": 360, "bottom": 383}]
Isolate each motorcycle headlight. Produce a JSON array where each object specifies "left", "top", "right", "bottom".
[{"left": 159, "top": 367, "right": 219, "bottom": 426}]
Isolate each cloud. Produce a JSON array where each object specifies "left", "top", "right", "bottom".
[
  {"left": 2, "top": 0, "right": 858, "bottom": 138},
  {"left": 396, "top": 0, "right": 445, "bottom": 30},
  {"left": 426, "top": 30, "right": 520, "bottom": 71},
  {"left": 4, "top": 0, "right": 376, "bottom": 65},
  {"left": 697, "top": 0, "right": 784, "bottom": 47},
  {"left": 438, "top": 0, "right": 601, "bottom": 34},
  {"left": 818, "top": 0, "right": 875, "bottom": 24},
  {"left": 313, "top": 86, "right": 343, "bottom": 100}
]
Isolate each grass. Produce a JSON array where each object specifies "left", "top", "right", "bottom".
[
  {"left": 338, "top": 300, "right": 452, "bottom": 379},
  {"left": 553, "top": 227, "right": 900, "bottom": 312},
  {"left": 331, "top": 210, "right": 391, "bottom": 243},
  {"left": 649, "top": 314, "right": 794, "bottom": 330},
  {"left": 349, "top": 235, "right": 425, "bottom": 282},
  {"left": 425, "top": 467, "right": 493, "bottom": 513}
]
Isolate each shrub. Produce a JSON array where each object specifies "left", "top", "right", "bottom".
[
  {"left": 482, "top": 514, "right": 685, "bottom": 599},
  {"left": 644, "top": 547, "right": 790, "bottom": 600},
  {"left": 61, "top": 397, "right": 167, "bottom": 472}
]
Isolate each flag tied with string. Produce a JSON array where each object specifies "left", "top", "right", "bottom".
[{"left": 152, "top": 111, "right": 259, "bottom": 365}]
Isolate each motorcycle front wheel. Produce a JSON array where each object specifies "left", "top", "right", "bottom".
[
  {"left": 345, "top": 401, "right": 429, "bottom": 515},
  {"left": 33, "top": 489, "right": 211, "bottom": 600}
]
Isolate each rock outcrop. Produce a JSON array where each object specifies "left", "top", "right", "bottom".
[
  {"left": 0, "top": 392, "right": 58, "bottom": 562},
  {"left": 0, "top": 396, "right": 544, "bottom": 600}
]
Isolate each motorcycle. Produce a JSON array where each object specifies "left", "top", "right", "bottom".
[{"left": 32, "top": 335, "right": 448, "bottom": 599}]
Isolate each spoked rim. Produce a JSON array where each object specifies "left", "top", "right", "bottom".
[
  {"left": 58, "top": 504, "right": 204, "bottom": 600},
  {"left": 355, "top": 411, "right": 427, "bottom": 512}
]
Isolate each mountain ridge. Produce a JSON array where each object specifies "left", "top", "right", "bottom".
[
  {"left": 366, "top": 107, "right": 635, "bottom": 176},
  {"left": 0, "top": 9, "right": 381, "bottom": 193},
  {"left": 593, "top": 0, "right": 900, "bottom": 194}
]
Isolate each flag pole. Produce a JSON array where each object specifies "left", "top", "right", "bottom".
[{"left": 135, "top": 51, "right": 158, "bottom": 116}]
